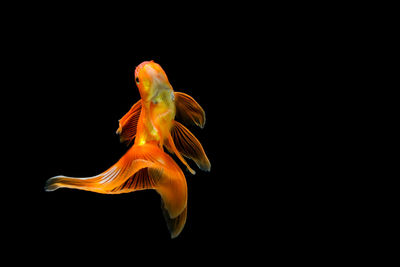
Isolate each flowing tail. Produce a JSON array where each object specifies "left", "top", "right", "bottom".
[{"left": 45, "top": 143, "right": 188, "bottom": 238}]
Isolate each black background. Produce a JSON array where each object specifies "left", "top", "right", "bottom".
[
  {"left": 10, "top": 50, "right": 309, "bottom": 260},
  {"left": 5, "top": 19, "right": 329, "bottom": 261},
  {"left": 2, "top": 3, "right": 375, "bottom": 264},
  {"left": 10, "top": 53, "right": 262, "bottom": 259}
]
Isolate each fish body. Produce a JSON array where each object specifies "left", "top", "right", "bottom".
[
  {"left": 134, "top": 61, "right": 176, "bottom": 147},
  {"left": 45, "top": 61, "right": 210, "bottom": 238}
]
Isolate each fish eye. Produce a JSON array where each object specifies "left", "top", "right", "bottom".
[{"left": 135, "top": 77, "right": 140, "bottom": 84}]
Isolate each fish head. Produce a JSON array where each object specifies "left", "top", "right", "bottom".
[{"left": 135, "top": 61, "right": 173, "bottom": 102}]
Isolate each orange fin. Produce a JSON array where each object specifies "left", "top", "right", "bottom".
[
  {"left": 115, "top": 145, "right": 188, "bottom": 237},
  {"left": 116, "top": 100, "right": 142, "bottom": 145},
  {"left": 167, "top": 121, "right": 211, "bottom": 172},
  {"left": 45, "top": 143, "right": 189, "bottom": 238},
  {"left": 162, "top": 204, "right": 187, "bottom": 238},
  {"left": 45, "top": 144, "right": 161, "bottom": 194},
  {"left": 165, "top": 133, "right": 196, "bottom": 175},
  {"left": 175, "top": 92, "right": 206, "bottom": 128},
  {"left": 149, "top": 163, "right": 187, "bottom": 220},
  {"left": 148, "top": 157, "right": 188, "bottom": 238},
  {"left": 109, "top": 168, "right": 155, "bottom": 194}
]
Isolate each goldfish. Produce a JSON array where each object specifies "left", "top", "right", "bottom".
[{"left": 45, "top": 60, "right": 211, "bottom": 238}]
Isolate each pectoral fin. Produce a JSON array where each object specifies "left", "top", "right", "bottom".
[
  {"left": 175, "top": 92, "right": 206, "bottom": 128},
  {"left": 116, "top": 100, "right": 142, "bottom": 145}
]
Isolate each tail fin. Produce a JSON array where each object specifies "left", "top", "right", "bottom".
[
  {"left": 45, "top": 143, "right": 188, "bottom": 238},
  {"left": 162, "top": 203, "right": 187, "bottom": 238},
  {"left": 45, "top": 144, "right": 159, "bottom": 194}
]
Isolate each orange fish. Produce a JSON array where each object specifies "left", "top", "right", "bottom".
[{"left": 45, "top": 61, "right": 211, "bottom": 238}]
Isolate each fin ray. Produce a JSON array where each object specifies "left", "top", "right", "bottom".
[
  {"left": 162, "top": 204, "right": 187, "bottom": 239},
  {"left": 175, "top": 92, "right": 206, "bottom": 128},
  {"left": 45, "top": 143, "right": 189, "bottom": 238},
  {"left": 116, "top": 100, "right": 142, "bottom": 145},
  {"left": 45, "top": 144, "right": 162, "bottom": 194},
  {"left": 165, "top": 134, "right": 196, "bottom": 175},
  {"left": 167, "top": 121, "right": 211, "bottom": 172}
]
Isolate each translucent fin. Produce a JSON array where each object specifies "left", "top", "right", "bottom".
[
  {"left": 45, "top": 144, "right": 162, "bottom": 194},
  {"left": 167, "top": 121, "right": 211, "bottom": 172},
  {"left": 175, "top": 92, "right": 206, "bottom": 128},
  {"left": 145, "top": 148, "right": 189, "bottom": 237},
  {"left": 109, "top": 168, "right": 155, "bottom": 194},
  {"left": 165, "top": 133, "right": 196, "bottom": 175},
  {"left": 116, "top": 100, "right": 142, "bottom": 145},
  {"left": 45, "top": 143, "right": 189, "bottom": 238},
  {"left": 150, "top": 164, "right": 187, "bottom": 220},
  {"left": 162, "top": 203, "right": 187, "bottom": 239}
]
